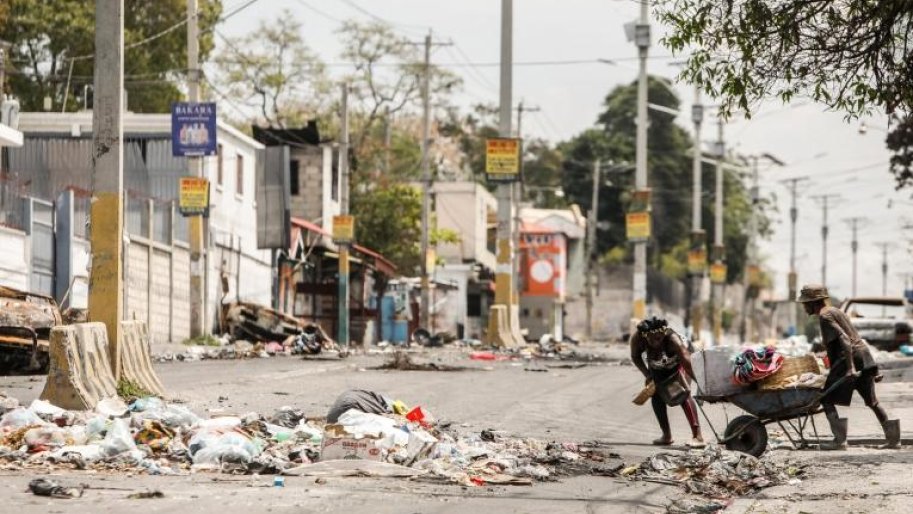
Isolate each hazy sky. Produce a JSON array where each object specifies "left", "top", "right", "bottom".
[{"left": 220, "top": 0, "right": 911, "bottom": 300}]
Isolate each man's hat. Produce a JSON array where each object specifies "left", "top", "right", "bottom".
[{"left": 797, "top": 284, "right": 829, "bottom": 303}]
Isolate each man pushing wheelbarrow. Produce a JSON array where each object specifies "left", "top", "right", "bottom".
[{"left": 797, "top": 284, "right": 901, "bottom": 450}]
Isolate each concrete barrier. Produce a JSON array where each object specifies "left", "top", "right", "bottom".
[
  {"left": 485, "top": 305, "right": 515, "bottom": 348},
  {"left": 118, "top": 320, "right": 166, "bottom": 397},
  {"left": 39, "top": 322, "right": 118, "bottom": 410}
]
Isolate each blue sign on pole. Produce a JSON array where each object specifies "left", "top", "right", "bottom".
[{"left": 171, "top": 102, "right": 218, "bottom": 156}]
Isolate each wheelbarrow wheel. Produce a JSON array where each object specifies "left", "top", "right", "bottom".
[{"left": 724, "top": 415, "right": 768, "bottom": 457}]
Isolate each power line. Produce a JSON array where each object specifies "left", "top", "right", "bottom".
[{"left": 292, "top": 0, "right": 346, "bottom": 24}]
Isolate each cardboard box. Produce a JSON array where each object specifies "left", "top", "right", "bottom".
[{"left": 320, "top": 424, "right": 384, "bottom": 461}]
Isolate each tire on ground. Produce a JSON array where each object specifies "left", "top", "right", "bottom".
[{"left": 724, "top": 414, "right": 768, "bottom": 457}]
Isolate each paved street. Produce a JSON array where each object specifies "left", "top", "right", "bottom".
[{"left": 2, "top": 344, "right": 912, "bottom": 513}]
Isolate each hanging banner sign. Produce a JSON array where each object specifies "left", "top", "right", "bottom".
[
  {"left": 485, "top": 138, "right": 521, "bottom": 182},
  {"left": 332, "top": 215, "right": 355, "bottom": 244},
  {"left": 710, "top": 263, "right": 728, "bottom": 284},
  {"left": 179, "top": 177, "right": 210, "bottom": 217},
  {"left": 171, "top": 102, "right": 218, "bottom": 156},
  {"left": 626, "top": 211, "right": 651, "bottom": 241}
]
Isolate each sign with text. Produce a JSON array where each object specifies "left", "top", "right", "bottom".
[
  {"left": 710, "top": 263, "right": 728, "bottom": 284},
  {"left": 688, "top": 249, "right": 707, "bottom": 274},
  {"left": 485, "top": 138, "right": 521, "bottom": 182},
  {"left": 179, "top": 177, "right": 210, "bottom": 217},
  {"left": 625, "top": 211, "right": 651, "bottom": 241},
  {"left": 171, "top": 102, "right": 218, "bottom": 156},
  {"left": 332, "top": 215, "right": 355, "bottom": 244}
]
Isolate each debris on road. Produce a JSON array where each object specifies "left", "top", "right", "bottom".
[
  {"left": 630, "top": 446, "right": 804, "bottom": 499},
  {"left": 127, "top": 490, "right": 165, "bottom": 499},
  {"left": 0, "top": 391, "right": 625, "bottom": 487},
  {"left": 28, "top": 477, "right": 84, "bottom": 498},
  {"left": 372, "top": 351, "right": 469, "bottom": 372}
]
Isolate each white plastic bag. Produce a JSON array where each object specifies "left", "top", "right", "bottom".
[
  {"left": 0, "top": 407, "right": 46, "bottom": 428},
  {"left": 100, "top": 418, "right": 137, "bottom": 457}
]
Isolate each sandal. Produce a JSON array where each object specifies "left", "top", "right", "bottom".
[
  {"left": 652, "top": 437, "right": 673, "bottom": 446},
  {"left": 687, "top": 438, "right": 706, "bottom": 449}
]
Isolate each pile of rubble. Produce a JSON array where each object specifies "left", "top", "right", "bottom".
[
  {"left": 627, "top": 446, "right": 804, "bottom": 498},
  {"left": 0, "top": 393, "right": 619, "bottom": 486}
]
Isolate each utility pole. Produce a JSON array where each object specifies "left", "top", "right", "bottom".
[
  {"left": 419, "top": 31, "right": 433, "bottom": 332},
  {"left": 876, "top": 242, "right": 892, "bottom": 297},
  {"left": 187, "top": 0, "right": 206, "bottom": 337},
  {"left": 89, "top": 0, "right": 124, "bottom": 372},
  {"left": 711, "top": 117, "right": 725, "bottom": 345},
  {"left": 415, "top": 31, "right": 452, "bottom": 333},
  {"left": 781, "top": 176, "right": 808, "bottom": 332},
  {"left": 337, "top": 84, "right": 350, "bottom": 349},
  {"left": 632, "top": 0, "right": 651, "bottom": 321},
  {"left": 493, "top": 0, "right": 522, "bottom": 344},
  {"left": 845, "top": 217, "right": 867, "bottom": 297},
  {"left": 585, "top": 159, "right": 600, "bottom": 340},
  {"left": 515, "top": 101, "right": 540, "bottom": 141},
  {"left": 810, "top": 194, "right": 841, "bottom": 286},
  {"left": 689, "top": 85, "right": 705, "bottom": 344}
]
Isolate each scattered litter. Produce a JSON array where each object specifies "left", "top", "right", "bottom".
[
  {"left": 28, "top": 478, "right": 84, "bottom": 499},
  {"left": 372, "top": 351, "right": 469, "bottom": 372},
  {"left": 667, "top": 498, "right": 730, "bottom": 513},
  {"left": 127, "top": 490, "right": 165, "bottom": 499},
  {"left": 630, "top": 446, "right": 803, "bottom": 498},
  {"left": 283, "top": 459, "right": 428, "bottom": 477}
]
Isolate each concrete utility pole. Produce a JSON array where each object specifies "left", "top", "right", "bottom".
[
  {"left": 585, "top": 159, "right": 600, "bottom": 340},
  {"left": 493, "top": 0, "right": 521, "bottom": 343},
  {"left": 338, "top": 84, "right": 350, "bottom": 348},
  {"left": 187, "top": 0, "right": 206, "bottom": 337},
  {"left": 632, "top": 0, "right": 651, "bottom": 321},
  {"left": 420, "top": 31, "right": 433, "bottom": 332},
  {"left": 711, "top": 117, "right": 725, "bottom": 346},
  {"left": 845, "top": 217, "right": 867, "bottom": 297},
  {"left": 689, "top": 85, "right": 705, "bottom": 343},
  {"left": 810, "top": 194, "right": 841, "bottom": 286},
  {"left": 876, "top": 242, "right": 891, "bottom": 297},
  {"left": 781, "top": 176, "right": 808, "bottom": 331},
  {"left": 89, "top": 0, "right": 124, "bottom": 372}
]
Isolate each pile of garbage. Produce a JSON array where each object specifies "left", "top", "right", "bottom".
[
  {"left": 627, "top": 446, "right": 803, "bottom": 498},
  {"left": 0, "top": 393, "right": 619, "bottom": 486}
]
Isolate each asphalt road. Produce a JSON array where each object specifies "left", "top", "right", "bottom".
[{"left": 1, "top": 344, "right": 912, "bottom": 513}]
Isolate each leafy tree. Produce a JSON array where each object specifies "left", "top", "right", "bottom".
[
  {"left": 213, "top": 10, "right": 328, "bottom": 128},
  {"left": 561, "top": 77, "right": 765, "bottom": 283},
  {"left": 351, "top": 183, "right": 458, "bottom": 274},
  {"left": 336, "top": 20, "right": 461, "bottom": 183},
  {"left": 656, "top": 0, "right": 913, "bottom": 187},
  {"left": 2, "top": 0, "right": 222, "bottom": 112},
  {"left": 522, "top": 138, "right": 567, "bottom": 208}
]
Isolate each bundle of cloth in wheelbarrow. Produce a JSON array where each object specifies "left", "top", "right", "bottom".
[{"left": 732, "top": 346, "right": 784, "bottom": 385}]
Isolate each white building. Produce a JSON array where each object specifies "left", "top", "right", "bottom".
[{"left": 9, "top": 112, "right": 270, "bottom": 343}]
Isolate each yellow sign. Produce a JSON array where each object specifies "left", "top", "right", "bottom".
[
  {"left": 425, "top": 248, "right": 437, "bottom": 276},
  {"left": 179, "top": 177, "right": 210, "bottom": 216},
  {"left": 688, "top": 249, "right": 707, "bottom": 274},
  {"left": 626, "top": 212, "right": 651, "bottom": 241},
  {"left": 485, "top": 138, "right": 521, "bottom": 182},
  {"left": 332, "top": 215, "right": 355, "bottom": 243},
  {"left": 747, "top": 265, "right": 762, "bottom": 287},
  {"left": 710, "top": 263, "right": 727, "bottom": 284}
]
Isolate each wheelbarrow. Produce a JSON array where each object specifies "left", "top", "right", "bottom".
[{"left": 694, "top": 377, "right": 850, "bottom": 457}]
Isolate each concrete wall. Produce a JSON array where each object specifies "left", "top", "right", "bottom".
[
  {"left": 0, "top": 226, "right": 29, "bottom": 290},
  {"left": 125, "top": 236, "right": 192, "bottom": 344},
  {"left": 287, "top": 144, "right": 337, "bottom": 232}
]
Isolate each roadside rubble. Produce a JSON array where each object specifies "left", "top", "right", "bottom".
[
  {"left": 0, "top": 391, "right": 621, "bottom": 487},
  {"left": 626, "top": 446, "right": 804, "bottom": 499}
]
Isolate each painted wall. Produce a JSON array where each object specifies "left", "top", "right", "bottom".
[{"left": 0, "top": 226, "right": 29, "bottom": 290}]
